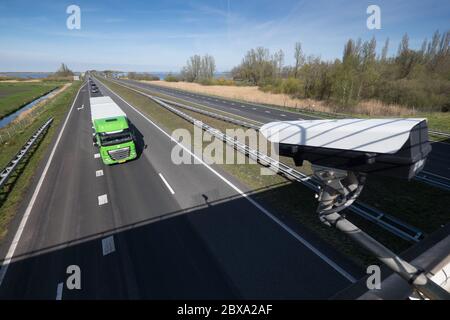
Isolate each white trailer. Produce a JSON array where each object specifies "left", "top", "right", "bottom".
[{"left": 89, "top": 96, "right": 126, "bottom": 123}]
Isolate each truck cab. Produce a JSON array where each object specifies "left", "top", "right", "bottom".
[{"left": 90, "top": 96, "right": 137, "bottom": 164}]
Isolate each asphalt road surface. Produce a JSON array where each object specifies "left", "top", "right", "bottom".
[
  {"left": 0, "top": 79, "right": 359, "bottom": 299},
  {"left": 117, "top": 79, "right": 450, "bottom": 180}
]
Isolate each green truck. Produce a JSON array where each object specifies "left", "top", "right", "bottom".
[{"left": 90, "top": 96, "right": 137, "bottom": 164}]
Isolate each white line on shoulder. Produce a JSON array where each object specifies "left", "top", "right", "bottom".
[{"left": 158, "top": 173, "right": 175, "bottom": 195}]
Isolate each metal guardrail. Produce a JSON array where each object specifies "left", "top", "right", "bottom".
[
  {"left": 99, "top": 77, "right": 425, "bottom": 243},
  {"left": 154, "top": 96, "right": 425, "bottom": 243},
  {"left": 116, "top": 80, "right": 450, "bottom": 192},
  {"left": 416, "top": 171, "right": 450, "bottom": 192},
  {"left": 0, "top": 118, "right": 53, "bottom": 190},
  {"left": 125, "top": 79, "right": 450, "bottom": 136},
  {"left": 155, "top": 96, "right": 261, "bottom": 130},
  {"left": 429, "top": 130, "right": 450, "bottom": 138}
]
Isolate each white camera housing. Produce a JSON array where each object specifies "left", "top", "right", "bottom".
[
  {"left": 260, "top": 118, "right": 431, "bottom": 179},
  {"left": 260, "top": 118, "right": 432, "bottom": 214}
]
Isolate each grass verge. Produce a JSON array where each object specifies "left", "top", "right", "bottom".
[{"left": 0, "top": 81, "right": 82, "bottom": 241}]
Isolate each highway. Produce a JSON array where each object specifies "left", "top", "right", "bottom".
[
  {"left": 118, "top": 79, "right": 450, "bottom": 180},
  {"left": 0, "top": 79, "right": 360, "bottom": 299}
]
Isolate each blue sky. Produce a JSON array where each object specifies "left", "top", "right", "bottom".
[{"left": 0, "top": 0, "right": 449, "bottom": 72}]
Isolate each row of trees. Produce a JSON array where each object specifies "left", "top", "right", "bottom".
[
  {"left": 180, "top": 54, "right": 216, "bottom": 83},
  {"left": 230, "top": 30, "right": 450, "bottom": 112},
  {"left": 231, "top": 47, "right": 285, "bottom": 85}
]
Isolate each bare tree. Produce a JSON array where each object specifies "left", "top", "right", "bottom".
[
  {"left": 293, "top": 42, "right": 305, "bottom": 78},
  {"left": 381, "top": 38, "right": 389, "bottom": 61},
  {"left": 55, "top": 63, "right": 74, "bottom": 77},
  {"left": 181, "top": 54, "right": 216, "bottom": 82},
  {"left": 273, "top": 49, "right": 284, "bottom": 78}
]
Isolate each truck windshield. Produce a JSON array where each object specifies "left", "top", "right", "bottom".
[{"left": 99, "top": 129, "right": 133, "bottom": 146}]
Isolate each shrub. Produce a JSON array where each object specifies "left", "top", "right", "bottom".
[
  {"left": 213, "top": 77, "right": 235, "bottom": 86},
  {"left": 165, "top": 74, "right": 179, "bottom": 82},
  {"left": 282, "top": 77, "right": 302, "bottom": 95}
]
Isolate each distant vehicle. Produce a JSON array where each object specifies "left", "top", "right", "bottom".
[{"left": 90, "top": 96, "right": 137, "bottom": 164}]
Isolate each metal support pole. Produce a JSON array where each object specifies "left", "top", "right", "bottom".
[
  {"left": 321, "top": 211, "right": 450, "bottom": 300},
  {"left": 312, "top": 166, "right": 449, "bottom": 299}
]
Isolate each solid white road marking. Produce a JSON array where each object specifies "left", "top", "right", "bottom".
[
  {"left": 98, "top": 194, "right": 108, "bottom": 206},
  {"left": 56, "top": 282, "right": 63, "bottom": 300},
  {"left": 100, "top": 80, "right": 357, "bottom": 283},
  {"left": 102, "top": 236, "right": 116, "bottom": 255},
  {"left": 158, "top": 173, "right": 175, "bottom": 195},
  {"left": 96, "top": 170, "right": 104, "bottom": 177},
  {"left": 94, "top": 153, "right": 100, "bottom": 159},
  {"left": 0, "top": 82, "right": 86, "bottom": 287}
]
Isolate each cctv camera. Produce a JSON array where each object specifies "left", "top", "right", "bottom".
[{"left": 260, "top": 118, "right": 431, "bottom": 214}]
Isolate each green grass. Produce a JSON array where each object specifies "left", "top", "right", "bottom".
[
  {"left": 0, "top": 82, "right": 64, "bottom": 119},
  {"left": 422, "top": 112, "right": 450, "bottom": 133},
  {"left": 0, "top": 81, "right": 81, "bottom": 241}
]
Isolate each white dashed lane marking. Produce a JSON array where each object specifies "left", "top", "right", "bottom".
[
  {"left": 96, "top": 170, "right": 104, "bottom": 177},
  {"left": 94, "top": 153, "right": 100, "bottom": 159},
  {"left": 102, "top": 236, "right": 116, "bottom": 256},
  {"left": 98, "top": 194, "right": 108, "bottom": 206},
  {"left": 56, "top": 282, "right": 63, "bottom": 300}
]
